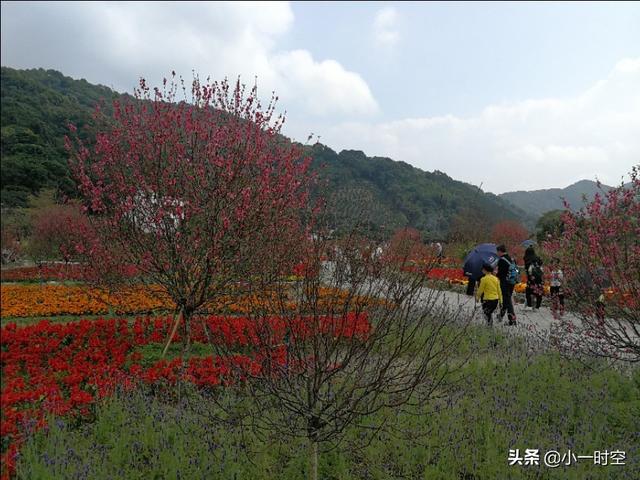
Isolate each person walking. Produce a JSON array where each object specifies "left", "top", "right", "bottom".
[
  {"left": 526, "top": 257, "right": 544, "bottom": 310},
  {"left": 496, "top": 244, "right": 517, "bottom": 325},
  {"left": 465, "top": 276, "right": 476, "bottom": 296},
  {"left": 549, "top": 258, "right": 565, "bottom": 318},
  {"left": 523, "top": 246, "right": 537, "bottom": 271},
  {"left": 476, "top": 263, "right": 503, "bottom": 326}
]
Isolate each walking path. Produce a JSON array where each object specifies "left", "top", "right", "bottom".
[
  {"left": 431, "top": 286, "right": 639, "bottom": 362},
  {"left": 435, "top": 287, "right": 566, "bottom": 333}
]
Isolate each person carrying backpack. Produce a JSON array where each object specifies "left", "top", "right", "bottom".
[
  {"left": 496, "top": 244, "right": 517, "bottom": 325},
  {"left": 526, "top": 257, "right": 544, "bottom": 310}
]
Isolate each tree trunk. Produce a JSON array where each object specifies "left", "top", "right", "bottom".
[
  {"left": 182, "top": 310, "right": 192, "bottom": 356},
  {"left": 162, "top": 306, "right": 183, "bottom": 357},
  {"left": 309, "top": 437, "right": 318, "bottom": 480}
]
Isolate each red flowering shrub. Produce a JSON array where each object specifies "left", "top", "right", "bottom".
[
  {"left": 26, "top": 202, "right": 89, "bottom": 264},
  {"left": 383, "top": 228, "right": 429, "bottom": 267}
]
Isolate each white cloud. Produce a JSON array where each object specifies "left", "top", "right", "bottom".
[
  {"left": 0, "top": 1, "right": 377, "bottom": 118},
  {"left": 273, "top": 50, "right": 378, "bottom": 115},
  {"left": 320, "top": 58, "right": 640, "bottom": 193},
  {"left": 373, "top": 7, "right": 400, "bottom": 48}
]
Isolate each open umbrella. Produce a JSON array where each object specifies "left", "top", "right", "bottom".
[
  {"left": 521, "top": 239, "right": 536, "bottom": 248},
  {"left": 462, "top": 243, "right": 499, "bottom": 281}
]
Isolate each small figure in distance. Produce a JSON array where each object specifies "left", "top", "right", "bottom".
[
  {"left": 549, "top": 257, "right": 565, "bottom": 319},
  {"left": 435, "top": 241, "right": 443, "bottom": 261},
  {"left": 524, "top": 246, "right": 544, "bottom": 311}
]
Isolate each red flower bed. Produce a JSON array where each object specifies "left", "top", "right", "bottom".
[
  {"left": 426, "top": 267, "right": 466, "bottom": 282},
  {"left": 1, "top": 265, "right": 85, "bottom": 282},
  {"left": 0, "top": 264, "right": 140, "bottom": 283},
  {"left": 0, "top": 312, "right": 368, "bottom": 478},
  {"left": 400, "top": 265, "right": 466, "bottom": 282}
]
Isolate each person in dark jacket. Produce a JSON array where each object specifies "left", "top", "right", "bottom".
[
  {"left": 465, "top": 276, "right": 476, "bottom": 296},
  {"left": 523, "top": 246, "right": 538, "bottom": 271},
  {"left": 526, "top": 257, "right": 544, "bottom": 310},
  {"left": 496, "top": 244, "right": 517, "bottom": 325}
]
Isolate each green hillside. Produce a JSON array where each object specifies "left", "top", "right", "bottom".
[
  {"left": 499, "top": 180, "right": 613, "bottom": 219},
  {"left": 306, "top": 144, "right": 533, "bottom": 237},
  {"left": 1, "top": 66, "right": 532, "bottom": 238},
  {"left": 1, "top": 67, "right": 121, "bottom": 206}
]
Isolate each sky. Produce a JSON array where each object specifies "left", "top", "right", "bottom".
[{"left": 2, "top": 1, "right": 639, "bottom": 193}]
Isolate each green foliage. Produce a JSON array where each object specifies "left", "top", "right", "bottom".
[
  {"left": 133, "top": 342, "right": 213, "bottom": 367},
  {"left": 535, "top": 209, "right": 565, "bottom": 243},
  {"left": 16, "top": 328, "right": 640, "bottom": 479}
]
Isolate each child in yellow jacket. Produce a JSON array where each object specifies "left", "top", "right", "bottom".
[{"left": 476, "top": 264, "right": 503, "bottom": 326}]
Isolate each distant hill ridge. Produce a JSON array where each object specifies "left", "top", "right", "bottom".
[
  {"left": 499, "top": 180, "right": 614, "bottom": 218},
  {"left": 1, "top": 66, "right": 532, "bottom": 237}
]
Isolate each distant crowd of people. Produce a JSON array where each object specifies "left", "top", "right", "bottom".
[{"left": 474, "top": 245, "right": 565, "bottom": 326}]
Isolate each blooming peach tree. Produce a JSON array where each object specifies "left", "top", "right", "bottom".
[
  {"left": 27, "top": 201, "right": 88, "bottom": 265},
  {"left": 544, "top": 166, "right": 639, "bottom": 362},
  {"left": 66, "top": 74, "right": 313, "bottom": 351}
]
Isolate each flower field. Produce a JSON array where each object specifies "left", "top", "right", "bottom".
[
  {"left": 0, "top": 284, "right": 384, "bottom": 319},
  {"left": 0, "top": 312, "right": 369, "bottom": 478}
]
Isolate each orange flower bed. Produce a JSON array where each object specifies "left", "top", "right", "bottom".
[
  {"left": 513, "top": 283, "right": 551, "bottom": 295},
  {"left": 0, "top": 285, "right": 388, "bottom": 319},
  {"left": 315, "top": 287, "right": 389, "bottom": 310},
  {"left": 514, "top": 282, "right": 527, "bottom": 294},
  {"left": 201, "top": 287, "right": 387, "bottom": 314},
  {"left": 0, "top": 284, "right": 173, "bottom": 318}
]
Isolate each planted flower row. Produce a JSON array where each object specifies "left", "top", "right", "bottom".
[
  {"left": 0, "top": 284, "right": 383, "bottom": 318},
  {"left": 1, "top": 265, "right": 88, "bottom": 283},
  {"left": 0, "top": 313, "right": 368, "bottom": 478}
]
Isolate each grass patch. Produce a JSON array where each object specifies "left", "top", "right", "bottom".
[
  {"left": 0, "top": 312, "right": 175, "bottom": 327},
  {"left": 133, "top": 342, "right": 214, "bottom": 366}
]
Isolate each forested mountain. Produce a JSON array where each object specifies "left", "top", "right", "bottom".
[
  {"left": 499, "top": 180, "right": 613, "bottom": 219},
  {"left": 1, "top": 66, "right": 532, "bottom": 238},
  {"left": 306, "top": 144, "right": 532, "bottom": 237},
  {"left": 1, "top": 67, "right": 121, "bottom": 206}
]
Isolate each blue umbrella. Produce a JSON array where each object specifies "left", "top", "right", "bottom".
[
  {"left": 462, "top": 243, "right": 499, "bottom": 281},
  {"left": 521, "top": 239, "right": 536, "bottom": 248}
]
